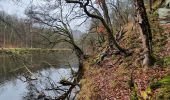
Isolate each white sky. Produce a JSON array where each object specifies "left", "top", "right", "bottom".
[
  {"left": 0, "top": 0, "right": 30, "bottom": 18},
  {"left": 0, "top": 0, "right": 89, "bottom": 32}
]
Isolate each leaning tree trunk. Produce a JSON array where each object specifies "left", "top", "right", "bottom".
[
  {"left": 73, "top": 43, "right": 84, "bottom": 77},
  {"left": 65, "top": 0, "right": 126, "bottom": 55},
  {"left": 57, "top": 42, "right": 84, "bottom": 100},
  {"left": 135, "top": 0, "right": 153, "bottom": 68},
  {"left": 101, "top": 0, "right": 126, "bottom": 54},
  {"left": 101, "top": 0, "right": 113, "bottom": 49}
]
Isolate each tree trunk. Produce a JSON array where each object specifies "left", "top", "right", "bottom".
[
  {"left": 135, "top": 0, "right": 153, "bottom": 68},
  {"left": 101, "top": 0, "right": 113, "bottom": 49},
  {"left": 57, "top": 42, "right": 84, "bottom": 100},
  {"left": 65, "top": 0, "right": 126, "bottom": 55},
  {"left": 101, "top": 0, "right": 126, "bottom": 54},
  {"left": 149, "top": 0, "right": 153, "bottom": 13}
]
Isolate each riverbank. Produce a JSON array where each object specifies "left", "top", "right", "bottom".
[{"left": 0, "top": 48, "right": 72, "bottom": 55}]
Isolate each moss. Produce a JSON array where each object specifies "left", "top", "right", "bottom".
[
  {"left": 149, "top": 76, "right": 170, "bottom": 99},
  {"left": 150, "top": 82, "right": 162, "bottom": 90},
  {"left": 131, "top": 90, "right": 139, "bottom": 100},
  {"left": 153, "top": 86, "right": 170, "bottom": 100},
  {"left": 111, "top": 80, "right": 117, "bottom": 88},
  {"left": 159, "top": 76, "right": 170, "bottom": 85},
  {"left": 150, "top": 76, "right": 170, "bottom": 90},
  {"left": 131, "top": 84, "right": 139, "bottom": 100},
  {"left": 77, "top": 62, "right": 99, "bottom": 99},
  {"left": 77, "top": 78, "right": 97, "bottom": 100},
  {"left": 163, "top": 56, "right": 170, "bottom": 66},
  {"left": 153, "top": 56, "right": 170, "bottom": 67}
]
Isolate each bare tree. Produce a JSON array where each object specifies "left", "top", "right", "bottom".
[
  {"left": 65, "top": 0, "right": 127, "bottom": 55},
  {"left": 26, "top": 1, "right": 85, "bottom": 99},
  {"left": 109, "top": 0, "right": 134, "bottom": 29},
  {"left": 27, "top": 2, "right": 83, "bottom": 54}
]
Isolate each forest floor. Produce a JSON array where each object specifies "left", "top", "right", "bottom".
[{"left": 77, "top": 20, "right": 170, "bottom": 100}]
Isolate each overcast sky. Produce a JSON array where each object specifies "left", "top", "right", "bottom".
[
  {"left": 0, "top": 0, "right": 89, "bottom": 32},
  {"left": 0, "top": 0, "right": 31, "bottom": 18}
]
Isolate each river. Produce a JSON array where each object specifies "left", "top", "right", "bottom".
[{"left": 0, "top": 50, "right": 79, "bottom": 100}]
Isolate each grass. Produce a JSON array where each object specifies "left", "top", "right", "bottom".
[
  {"left": 0, "top": 48, "right": 71, "bottom": 51},
  {"left": 150, "top": 76, "right": 170, "bottom": 99},
  {"left": 150, "top": 76, "right": 170, "bottom": 90},
  {"left": 0, "top": 48, "right": 72, "bottom": 55},
  {"left": 77, "top": 78, "right": 97, "bottom": 100}
]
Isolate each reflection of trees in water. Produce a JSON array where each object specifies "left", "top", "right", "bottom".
[
  {"left": 0, "top": 49, "right": 79, "bottom": 100},
  {"left": 22, "top": 68, "right": 79, "bottom": 100},
  {"left": 0, "top": 51, "right": 78, "bottom": 84}
]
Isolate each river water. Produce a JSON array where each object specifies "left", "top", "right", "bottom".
[{"left": 0, "top": 50, "right": 79, "bottom": 100}]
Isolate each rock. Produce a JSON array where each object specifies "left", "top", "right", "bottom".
[{"left": 158, "top": 0, "right": 170, "bottom": 24}]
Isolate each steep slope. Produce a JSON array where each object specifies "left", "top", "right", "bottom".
[{"left": 77, "top": 11, "right": 170, "bottom": 100}]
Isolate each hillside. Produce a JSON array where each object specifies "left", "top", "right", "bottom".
[{"left": 77, "top": 3, "right": 170, "bottom": 100}]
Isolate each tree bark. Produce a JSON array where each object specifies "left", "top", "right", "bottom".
[
  {"left": 149, "top": 0, "right": 153, "bottom": 13},
  {"left": 56, "top": 40, "right": 84, "bottom": 100},
  {"left": 65, "top": 0, "right": 127, "bottom": 55},
  {"left": 101, "top": 0, "right": 113, "bottom": 48},
  {"left": 135, "top": 0, "right": 153, "bottom": 68}
]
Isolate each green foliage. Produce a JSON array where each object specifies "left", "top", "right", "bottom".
[
  {"left": 131, "top": 83, "right": 139, "bottom": 100},
  {"left": 150, "top": 76, "right": 170, "bottom": 99},
  {"left": 150, "top": 82, "right": 162, "bottom": 90},
  {"left": 153, "top": 56, "right": 170, "bottom": 67},
  {"left": 159, "top": 76, "right": 170, "bottom": 85},
  {"left": 131, "top": 91, "right": 138, "bottom": 100},
  {"left": 140, "top": 87, "right": 152, "bottom": 100},
  {"left": 150, "top": 76, "right": 170, "bottom": 90},
  {"left": 153, "top": 85, "right": 170, "bottom": 100}
]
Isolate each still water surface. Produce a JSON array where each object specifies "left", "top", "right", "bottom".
[{"left": 0, "top": 50, "right": 78, "bottom": 100}]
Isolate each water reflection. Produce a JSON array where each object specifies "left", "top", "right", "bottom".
[
  {"left": 0, "top": 78, "right": 27, "bottom": 100},
  {"left": 0, "top": 51, "right": 78, "bottom": 100}
]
